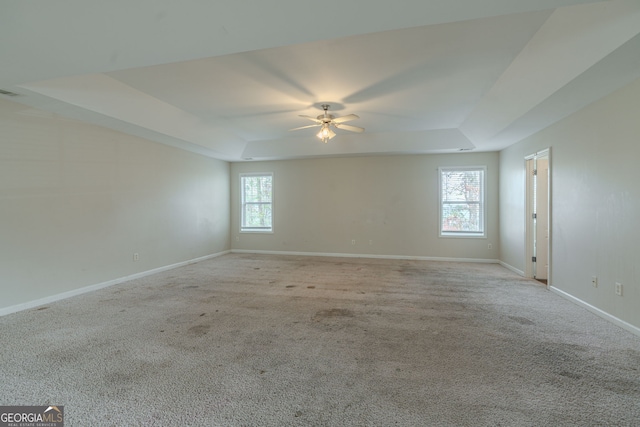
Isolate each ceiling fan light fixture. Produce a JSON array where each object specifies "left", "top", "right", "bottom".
[
  {"left": 317, "top": 125, "right": 336, "bottom": 143},
  {"left": 291, "top": 104, "right": 362, "bottom": 142}
]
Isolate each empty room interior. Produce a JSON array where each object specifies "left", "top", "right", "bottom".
[{"left": 2, "top": 1, "right": 640, "bottom": 425}]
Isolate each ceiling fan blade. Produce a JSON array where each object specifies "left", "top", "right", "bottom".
[
  {"left": 289, "top": 124, "right": 321, "bottom": 131},
  {"left": 335, "top": 123, "right": 365, "bottom": 133},
  {"left": 332, "top": 114, "right": 359, "bottom": 124},
  {"left": 299, "top": 115, "right": 323, "bottom": 124}
]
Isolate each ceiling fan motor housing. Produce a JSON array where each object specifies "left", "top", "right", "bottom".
[{"left": 289, "top": 103, "right": 364, "bottom": 137}]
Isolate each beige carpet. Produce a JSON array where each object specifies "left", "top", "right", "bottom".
[{"left": 1, "top": 254, "right": 639, "bottom": 426}]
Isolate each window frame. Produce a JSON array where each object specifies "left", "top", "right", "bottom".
[
  {"left": 240, "top": 172, "right": 274, "bottom": 233},
  {"left": 438, "top": 166, "right": 486, "bottom": 238}
]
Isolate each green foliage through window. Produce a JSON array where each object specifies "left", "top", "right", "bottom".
[
  {"left": 241, "top": 174, "right": 273, "bottom": 231},
  {"left": 439, "top": 167, "right": 485, "bottom": 236}
]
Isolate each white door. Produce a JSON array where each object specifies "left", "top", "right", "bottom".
[
  {"left": 525, "top": 150, "right": 551, "bottom": 283},
  {"left": 535, "top": 158, "right": 549, "bottom": 280}
]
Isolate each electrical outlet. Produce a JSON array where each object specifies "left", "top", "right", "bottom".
[
  {"left": 235, "top": 236, "right": 239, "bottom": 241},
  {"left": 351, "top": 239, "right": 356, "bottom": 245},
  {"left": 591, "top": 276, "right": 598, "bottom": 288},
  {"left": 488, "top": 243, "right": 492, "bottom": 249},
  {"left": 615, "top": 282, "right": 623, "bottom": 296},
  {"left": 133, "top": 253, "right": 139, "bottom": 262}
]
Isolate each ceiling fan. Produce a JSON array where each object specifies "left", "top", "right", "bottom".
[{"left": 289, "top": 104, "right": 364, "bottom": 142}]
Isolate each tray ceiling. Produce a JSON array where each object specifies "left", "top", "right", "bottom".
[{"left": 2, "top": 1, "right": 640, "bottom": 160}]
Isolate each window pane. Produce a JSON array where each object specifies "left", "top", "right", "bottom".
[
  {"left": 243, "top": 203, "right": 272, "bottom": 228},
  {"left": 442, "top": 203, "right": 482, "bottom": 232},
  {"left": 243, "top": 176, "right": 272, "bottom": 203},
  {"left": 442, "top": 170, "right": 481, "bottom": 202},
  {"left": 439, "top": 167, "right": 485, "bottom": 236},
  {"left": 241, "top": 174, "right": 273, "bottom": 231}
]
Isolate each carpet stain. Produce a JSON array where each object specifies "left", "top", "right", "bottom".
[
  {"left": 534, "top": 342, "right": 589, "bottom": 369},
  {"left": 314, "top": 308, "right": 354, "bottom": 319},
  {"left": 44, "top": 348, "right": 81, "bottom": 364},
  {"left": 421, "top": 315, "right": 462, "bottom": 322},
  {"left": 509, "top": 316, "right": 535, "bottom": 325},
  {"left": 188, "top": 324, "right": 210, "bottom": 336},
  {"left": 559, "top": 370, "right": 582, "bottom": 380},
  {"left": 307, "top": 286, "right": 315, "bottom": 289},
  {"left": 398, "top": 266, "right": 427, "bottom": 278},
  {"left": 167, "top": 314, "right": 193, "bottom": 324},
  {"left": 37, "top": 307, "right": 49, "bottom": 310},
  {"left": 602, "top": 378, "right": 640, "bottom": 395},
  {"left": 286, "top": 285, "right": 296, "bottom": 288},
  {"left": 199, "top": 295, "right": 217, "bottom": 303}
]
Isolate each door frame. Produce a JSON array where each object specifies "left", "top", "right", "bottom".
[{"left": 525, "top": 148, "right": 551, "bottom": 286}]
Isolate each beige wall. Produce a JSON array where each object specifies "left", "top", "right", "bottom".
[
  {"left": 499, "top": 76, "right": 640, "bottom": 330},
  {"left": 0, "top": 99, "right": 230, "bottom": 311},
  {"left": 4, "top": 70, "right": 638, "bottom": 333},
  {"left": 231, "top": 152, "right": 499, "bottom": 260}
]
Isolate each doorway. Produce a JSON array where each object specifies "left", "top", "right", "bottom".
[{"left": 525, "top": 149, "right": 550, "bottom": 285}]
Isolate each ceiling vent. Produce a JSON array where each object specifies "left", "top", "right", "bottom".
[{"left": 0, "top": 89, "right": 20, "bottom": 97}]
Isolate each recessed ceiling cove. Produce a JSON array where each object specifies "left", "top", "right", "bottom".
[{"left": 3, "top": 0, "right": 640, "bottom": 161}]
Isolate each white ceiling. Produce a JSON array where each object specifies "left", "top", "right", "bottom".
[{"left": 2, "top": 0, "right": 640, "bottom": 161}]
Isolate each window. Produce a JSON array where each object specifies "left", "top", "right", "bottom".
[
  {"left": 439, "top": 166, "right": 485, "bottom": 237},
  {"left": 241, "top": 173, "right": 273, "bottom": 232}
]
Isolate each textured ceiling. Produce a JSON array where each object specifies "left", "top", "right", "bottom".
[{"left": 2, "top": 1, "right": 640, "bottom": 161}]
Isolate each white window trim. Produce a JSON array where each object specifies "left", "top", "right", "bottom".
[
  {"left": 438, "top": 166, "right": 486, "bottom": 238},
  {"left": 240, "top": 172, "right": 274, "bottom": 234}
]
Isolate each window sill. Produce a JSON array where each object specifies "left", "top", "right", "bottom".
[{"left": 439, "top": 232, "right": 486, "bottom": 239}]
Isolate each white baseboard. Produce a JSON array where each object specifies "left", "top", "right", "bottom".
[
  {"left": 499, "top": 260, "right": 525, "bottom": 276},
  {"left": 0, "top": 250, "right": 230, "bottom": 317},
  {"left": 231, "top": 249, "right": 499, "bottom": 264},
  {"left": 550, "top": 286, "right": 640, "bottom": 338}
]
